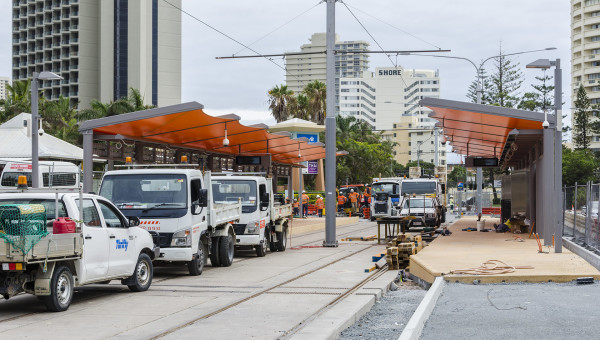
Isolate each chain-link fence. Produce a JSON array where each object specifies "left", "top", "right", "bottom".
[{"left": 564, "top": 183, "right": 600, "bottom": 253}]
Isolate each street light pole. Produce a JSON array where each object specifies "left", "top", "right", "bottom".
[{"left": 31, "top": 71, "right": 62, "bottom": 188}]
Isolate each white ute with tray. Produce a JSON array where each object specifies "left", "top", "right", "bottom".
[
  {"left": 0, "top": 188, "right": 158, "bottom": 312},
  {"left": 212, "top": 174, "right": 292, "bottom": 256},
  {"left": 99, "top": 168, "right": 241, "bottom": 275}
]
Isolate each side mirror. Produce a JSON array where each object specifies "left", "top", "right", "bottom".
[
  {"left": 191, "top": 203, "right": 202, "bottom": 215},
  {"left": 128, "top": 216, "right": 140, "bottom": 227},
  {"left": 198, "top": 188, "right": 208, "bottom": 207},
  {"left": 441, "top": 184, "right": 446, "bottom": 194},
  {"left": 261, "top": 192, "right": 270, "bottom": 203}
]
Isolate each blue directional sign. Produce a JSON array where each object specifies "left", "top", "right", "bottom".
[
  {"left": 457, "top": 182, "right": 464, "bottom": 191},
  {"left": 296, "top": 133, "right": 318, "bottom": 144}
]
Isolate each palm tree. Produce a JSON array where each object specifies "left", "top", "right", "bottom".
[
  {"left": 40, "top": 96, "right": 79, "bottom": 145},
  {"left": 289, "top": 94, "right": 310, "bottom": 121},
  {"left": 78, "top": 87, "right": 153, "bottom": 121},
  {"left": 303, "top": 80, "right": 326, "bottom": 124},
  {"left": 1, "top": 79, "right": 31, "bottom": 122},
  {"left": 267, "top": 85, "right": 295, "bottom": 122}
]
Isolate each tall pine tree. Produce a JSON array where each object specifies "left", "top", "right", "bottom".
[{"left": 573, "top": 84, "right": 591, "bottom": 150}]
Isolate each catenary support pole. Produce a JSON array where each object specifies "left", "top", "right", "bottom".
[
  {"left": 434, "top": 129, "right": 439, "bottom": 167},
  {"left": 542, "top": 127, "right": 554, "bottom": 245},
  {"left": 324, "top": 0, "right": 337, "bottom": 246},
  {"left": 475, "top": 69, "right": 483, "bottom": 215},
  {"left": 31, "top": 73, "right": 40, "bottom": 188}
]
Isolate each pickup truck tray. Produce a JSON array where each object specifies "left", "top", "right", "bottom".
[{"left": 0, "top": 233, "right": 83, "bottom": 263}]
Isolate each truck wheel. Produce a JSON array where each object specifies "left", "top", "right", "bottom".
[
  {"left": 188, "top": 242, "right": 206, "bottom": 276},
  {"left": 128, "top": 253, "right": 153, "bottom": 292},
  {"left": 210, "top": 237, "right": 220, "bottom": 267},
  {"left": 276, "top": 227, "right": 287, "bottom": 252},
  {"left": 219, "top": 234, "right": 234, "bottom": 267},
  {"left": 43, "top": 265, "right": 74, "bottom": 312},
  {"left": 255, "top": 229, "right": 269, "bottom": 257}
]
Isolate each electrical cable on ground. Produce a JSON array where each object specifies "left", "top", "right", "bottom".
[
  {"left": 486, "top": 289, "right": 527, "bottom": 310},
  {"left": 161, "top": 0, "right": 301, "bottom": 80},
  {"left": 233, "top": 1, "right": 324, "bottom": 56},
  {"left": 449, "top": 259, "right": 534, "bottom": 275}
]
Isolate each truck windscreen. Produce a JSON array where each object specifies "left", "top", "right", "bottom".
[
  {"left": 372, "top": 183, "right": 397, "bottom": 194},
  {"left": 212, "top": 180, "right": 257, "bottom": 210},
  {"left": 99, "top": 174, "right": 188, "bottom": 211},
  {"left": 401, "top": 182, "right": 436, "bottom": 195}
]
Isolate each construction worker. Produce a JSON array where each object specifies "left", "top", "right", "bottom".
[
  {"left": 349, "top": 189, "right": 359, "bottom": 214},
  {"left": 337, "top": 192, "right": 346, "bottom": 213},
  {"left": 315, "top": 195, "right": 324, "bottom": 217},
  {"left": 301, "top": 191, "right": 309, "bottom": 217},
  {"left": 293, "top": 199, "right": 300, "bottom": 216}
]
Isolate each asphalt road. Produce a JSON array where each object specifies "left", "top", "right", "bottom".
[{"left": 421, "top": 282, "right": 600, "bottom": 340}]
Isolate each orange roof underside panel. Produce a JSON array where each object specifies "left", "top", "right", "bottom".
[
  {"left": 92, "top": 109, "right": 325, "bottom": 165},
  {"left": 429, "top": 107, "right": 543, "bottom": 158}
]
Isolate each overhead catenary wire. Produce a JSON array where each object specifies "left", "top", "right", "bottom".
[
  {"left": 339, "top": 0, "right": 408, "bottom": 87},
  {"left": 342, "top": 1, "right": 442, "bottom": 50},
  {"left": 232, "top": 1, "right": 324, "bottom": 56},
  {"left": 161, "top": 0, "right": 301, "bottom": 80}
]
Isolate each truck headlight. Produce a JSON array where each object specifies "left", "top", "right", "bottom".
[
  {"left": 245, "top": 222, "right": 260, "bottom": 235},
  {"left": 171, "top": 228, "right": 192, "bottom": 247}
]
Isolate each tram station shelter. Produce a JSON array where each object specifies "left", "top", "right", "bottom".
[
  {"left": 419, "top": 98, "right": 563, "bottom": 252},
  {"left": 78, "top": 102, "right": 326, "bottom": 200}
]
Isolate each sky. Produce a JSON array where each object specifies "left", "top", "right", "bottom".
[{"left": 0, "top": 0, "right": 571, "bottom": 162}]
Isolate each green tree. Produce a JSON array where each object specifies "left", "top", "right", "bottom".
[
  {"left": 562, "top": 147, "right": 598, "bottom": 186},
  {"left": 573, "top": 84, "right": 594, "bottom": 150},
  {"left": 40, "top": 96, "right": 80, "bottom": 145},
  {"left": 1, "top": 79, "right": 31, "bottom": 122},
  {"left": 267, "top": 85, "right": 295, "bottom": 123},
  {"left": 78, "top": 88, "right": 153, "bottom": 121},
  {"left": 517, "top": 73, "right": 554, "bottom": 112},
  {"left": 486, "top": 53, "right": 524, "bottom": 108},
  {"left": 447, "top": 166, "right": 467, "bottom": 188},
  {"left": 302, "top": 80, "right": 326, "bottom": 124},
  {"left": 289, "top": 94, "right": 310, "bottom": 121}
]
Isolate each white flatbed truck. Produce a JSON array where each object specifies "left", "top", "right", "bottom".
[
  {"left": 99, "top": 168, "right": 241, "bottom": 276},
  {"left": 0, "top": 191, "right": 158, "bottom": 312},
  {"left": 211, "top": 174, "right": 292, "bottom": 256}
]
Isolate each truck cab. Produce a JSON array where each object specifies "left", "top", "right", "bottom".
[
  {"left": 99, "top": 169, "right": 241, "bottom": 276},
  {"left": 211, "top": 174, "right": 291, "bottom": 257},
  {"left": 370, "top": 178, "right": 402, "bottom": 220}
]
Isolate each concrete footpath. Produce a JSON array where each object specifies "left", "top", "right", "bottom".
[{"left": 0, "top": 219, "right": 396, "bottom": 340}]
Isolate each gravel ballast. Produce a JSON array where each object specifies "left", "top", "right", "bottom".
[{"left": 339, "top": 281, "right": 426, "bottom": 340}]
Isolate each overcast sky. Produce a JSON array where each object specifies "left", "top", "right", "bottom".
[{"left": 0, "top": 0, "right": 571, "bottom": 161}]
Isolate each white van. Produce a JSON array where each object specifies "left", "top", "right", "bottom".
[{"left": 0, "top": 161, "right": 79, "bottom": 189}]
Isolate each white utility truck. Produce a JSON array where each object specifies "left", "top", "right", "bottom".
[
  {"left": 400, "top": 178, "right": 447, "bottom": 223},
  {"left": 99, "top": 168, "right": 241, "bottom": 276},
  {"left": 370, "top": 177, "right": 403, "bottom": 220},
  {"left": 211, "top": 174, "right": 292, "bottom": 256},
  {"left": 398, "top": 195, "right": 443, "bottom": 228},
  {"left": 0, "top": 190, "right": 158, "bottom": 312},
  {"left": 0, "top": 160, "right": 79, "bottom": 189}
]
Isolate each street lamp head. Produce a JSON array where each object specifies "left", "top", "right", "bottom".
[
  {"left": 37, "top": 71, "right": 63, "bottom": 80},
  {"left": 526, "top": 59, "right": 552, "bottom": 69}
]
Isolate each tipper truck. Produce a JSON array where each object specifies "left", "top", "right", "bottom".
[{"left": 99, "top": 168, "right": 241, "bottom": 276}]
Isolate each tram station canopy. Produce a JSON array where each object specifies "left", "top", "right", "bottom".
[
  {"left": 419, "top": 98, "right": 551, "bottom": 162},
  {"left": 78, "top": 102, "right": 326, "bottom": 165}
]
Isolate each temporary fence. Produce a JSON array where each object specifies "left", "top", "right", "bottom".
[
  {"left": 564, "top": 182, "right": 600, "bottom": 252},
  {"left": 447, "top": 188, "right": 501, "bottom": 215}
]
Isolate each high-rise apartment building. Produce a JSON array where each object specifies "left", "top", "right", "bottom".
[
  {"left": 285, "top": 33, "right": 370, "bottom": 114},
  {"left": 572, "top": 0, "right": 600, "bottom": 151},
  {"left": 11, "top": 0, "right": 181, "bottom": 109},
  {"left": 340, "top": 66, "right": 443, "bottom": 166},
  {"left": 0, "top": 77, "right": 9, "bottom": 101}
]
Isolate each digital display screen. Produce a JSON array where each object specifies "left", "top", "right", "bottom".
[
  {"left": 235, "top": 156, "right": 261, "bottom": 165},
  {"left": 472, "top": 158, "right": 499, "bottom": 167}
]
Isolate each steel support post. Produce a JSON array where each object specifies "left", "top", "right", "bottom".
[
  {"left": 434, "top": 128, "right": 439, "bottom": 167},
  {"left": 82, "top": 130, "right": 94, "bottom": 193},
  {"left": 476, "top": 167, "right": 482, "bottom": 215},
  {"left": 31, "top": 73, "right": 40, "bottom": 188},
  {"left": 323, "top": 0, "right": 337, "bottom": 246},
  {"left": 542, "top": 127, "right": 554, "bottom": 245},
  {"left": 554, "top": 59, "right": 563, "bottom": 252}
]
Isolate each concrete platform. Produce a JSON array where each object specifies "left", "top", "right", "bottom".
[
  {"left": 288, "top": 216, "right": 360, "bottom": 235},
  {"left": 410, "top": 216, "right": 600, "bottom": 284}
]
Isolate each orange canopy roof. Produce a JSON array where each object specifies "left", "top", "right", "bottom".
[
  {"left": 79, "top": 102, "right": 325, "bottom": 165},
  {"left": 420, "top": 98, "right": 549, "bottom": 158}
]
